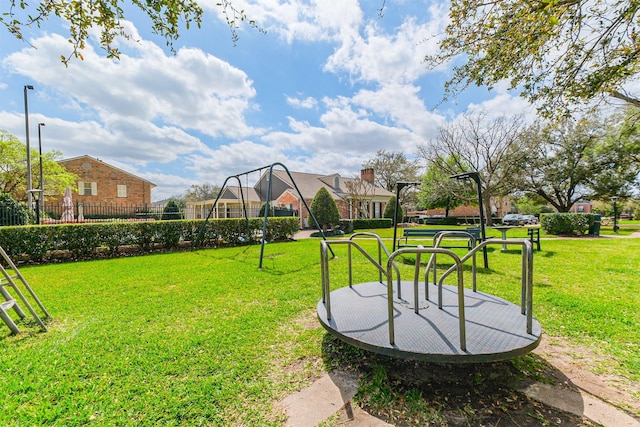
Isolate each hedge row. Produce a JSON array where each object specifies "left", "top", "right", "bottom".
[
  {"left": 0, "top": 217, "right": 300, "bottom": 265},
  {"left": 541, "top": 213, "right": 595, "bottom": 235},
  {"left": 338, "top": 218, "right": 393, "bottom": 233}
]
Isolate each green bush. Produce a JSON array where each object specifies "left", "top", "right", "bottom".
[
  {"left": 0, "top": 217, "right": 300, "bottom": 265},
  {"left": 426, "top": 216, "right": 459, "bottom": 226},
  {"left": 161, "top": 200, "right": 182, "bottom": 220},
  {"left": 352, "top": 218, "right": 393, "bottom": 229},
  {"left": 383, "top": 196, "right": 403, "bottom": 224},
  {"left": 541, "top": 213, "right": 595, "bottom": 236},
  {"left": 310, "top": 187, "right": 340, "bottom": 231},
  {"left": 0, "top": 193, "right": 28, "bottom": 226},
  {"left": 337, "top": 218, "right": 392, "bottom": 231},
  {"left": 338, "top": 220, "right": 354, "bottom": 233}
]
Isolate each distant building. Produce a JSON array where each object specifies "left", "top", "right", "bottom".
[
  {"left": 186, "top": 168, "right": 394, "bottom": 227},
  {"left": 51, "top": 155, "right": 156, "bottom": 207},
  {"left": 569, "top": 200, "right": 593, "bottom": 213}
]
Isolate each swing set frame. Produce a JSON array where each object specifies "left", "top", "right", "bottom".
[{"left": 192, "top": 162, "right": 334, "bottom": 267}]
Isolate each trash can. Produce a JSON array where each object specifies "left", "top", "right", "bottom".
[{"left": 590, "top": 214, "right": 601, "bottom": 236}]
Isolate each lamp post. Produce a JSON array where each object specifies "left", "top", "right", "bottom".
[
  {"left": 611, "top": 196, "right": 619, "bottom": 233},
  {"left": 392, "top": 181, "right": 421, "bottom": 252},
  {"left": 24, "top": 85, "right": 35, "bottom": 210},
  {"left": 38, "top": 122, "right": 46, "bottom": 216},
  {"left": 451, "top": 171, "right": 489, "bottom": 268}
]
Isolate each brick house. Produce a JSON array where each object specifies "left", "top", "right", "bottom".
[
  {"left": 50, "top": 155, "right": 156, "bottom": 211},
  {"left": 186, "top": 168, "right": 394, "bottom": 228}
]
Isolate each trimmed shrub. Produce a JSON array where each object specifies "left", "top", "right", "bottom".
[
  {"left": 383, "top": 196, "right": 403, "bottom": 224},
  {"left": 310, "top": 187, "right": 340, "bottom": 231},
  {"left": 338, "top": 220, "right": 354, "bottom": 233},
  {"left": 161, "top": 200, "right": 181, "bottom": 220},
  {"left": 541, "top": 213, "right": 594, "bottom": 236},
  {"left": 0, "top": 217, "right": 300, "bottom": 265},
  {"left": 352, "top": 218, "right": 393, "bottom": 230}
]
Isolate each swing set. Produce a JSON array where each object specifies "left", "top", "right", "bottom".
[{"left": 192, "top": 162, "right": 334, "bottom": 267}]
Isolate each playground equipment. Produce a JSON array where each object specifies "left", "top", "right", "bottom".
[
  {"left": 317, "top": 232, "right": 541, "bottom": 362},
  {"left": 192, "top": 162, "right": 332, "bottom": 268},
  {"left": 0, "top": 246, "right": 50, "bottom": 334}
]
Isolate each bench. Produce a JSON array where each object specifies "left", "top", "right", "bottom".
[{"left": 397, "top": 228, "right": 482, "bottom": 250}]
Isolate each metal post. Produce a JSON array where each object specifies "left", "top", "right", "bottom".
[
  {"left": 38, "top": 123, "right": 45, "bottom": 215},
  {"left": 611, "top": 196, "right": 619, "bottom": 233},
  {"left": 450, "top": 172, "right": 489, "bottom": 268},
  {"left": 392, "top": 182, "right": 420, "bottom": 252},
  {"left": 24, "top": 85, "right": 34, "bottom": 210}
]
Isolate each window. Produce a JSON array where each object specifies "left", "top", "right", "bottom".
[
  {"left": 117, "top": 185, "right": 127, "bottom": 198},
  {"left": 78, "top": 181, "right": 97, "bottom": 196}
]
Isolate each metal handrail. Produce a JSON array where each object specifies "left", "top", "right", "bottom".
[
  {"left": 424, "top": 231, "right": 478, "bottom": 299},
  {"left": 437, "top": 239, "right": 534, "bottom": 333},
  {"left": 349, "top": 232, "right": 402, "bottom": 296},
  {"left": 320, "top": 238, "right": 401, "bottom": 321},
  {"left": 387, "top": 247, "right": 466, "bottom": 350}
]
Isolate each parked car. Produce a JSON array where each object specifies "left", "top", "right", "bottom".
[
  {"left": 502, "top": 213, "right": 524, "bottom": 226},
  {"left": 521, "top": 215, "right": 539, "bottom": 225}
]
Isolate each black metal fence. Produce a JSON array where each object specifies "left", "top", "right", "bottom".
[
  {"left": 1, "top": 202, "right": 299, "bottom": 226},
  {"left": 1, "top": 202, "right": 172, "bottom": 226}
]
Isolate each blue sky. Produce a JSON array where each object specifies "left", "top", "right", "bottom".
[{"left": 0, "top": 0, "right": 534, "bottom": 201}]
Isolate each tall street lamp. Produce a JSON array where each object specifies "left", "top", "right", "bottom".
[
  {"left": 24, "top": 85, "right": 35, "bottom": 210},
  {"left": 451, "top": 171, "right": 489, "bottom": 268},
  {"left": 38, "top": 122, "right": 46, "bottom": 215}
]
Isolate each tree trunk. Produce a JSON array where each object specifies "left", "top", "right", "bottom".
[{"left": 483, "top": 193, "right": 494, "bottom": 226}]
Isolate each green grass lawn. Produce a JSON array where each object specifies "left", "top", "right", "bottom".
[{"left": 1, "top": 236, "right": 639, "bottom": 424}]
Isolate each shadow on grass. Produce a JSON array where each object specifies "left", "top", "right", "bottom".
[{"left": 319, "top": 333, "right": 588, "bottom": 426}]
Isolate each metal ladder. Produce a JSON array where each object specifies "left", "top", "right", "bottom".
[{"left": 0, "top": 246, "right": 50, "bottom": 334}]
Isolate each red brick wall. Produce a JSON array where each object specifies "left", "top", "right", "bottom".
[{"left": 51, "top": 157, "right": 153, "bottom": 206}]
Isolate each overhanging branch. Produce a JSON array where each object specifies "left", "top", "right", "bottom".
[{"left": 610, "top": 90, "right": 640, "bottom": 108}]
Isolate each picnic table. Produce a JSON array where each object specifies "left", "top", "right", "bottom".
[{"left": 489, "top": 225, "right": 541, "bottom": 251}]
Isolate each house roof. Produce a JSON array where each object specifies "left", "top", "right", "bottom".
[
  {"left": 265, "top": 169, "right": 394, "bottom": 201},
  {"left": 221, "top": 186, "right": 261, "bottom": 203},
  {"left": 58, "top": 155, "right": 157, "bottom": 187}
]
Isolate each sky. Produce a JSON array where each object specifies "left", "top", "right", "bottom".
[{"left": 0, "top": 0, "right": 535, "bottom": 201}]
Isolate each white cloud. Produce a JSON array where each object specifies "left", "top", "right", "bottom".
[
  {"left": 286, "top": 95, "right": 317, "bottom": 109},
  {"left": 208, "top": 0, "right": 364, "bottom": 43},
  {"left": 3, "top": 27, "right": 260, "bottom": 141}
]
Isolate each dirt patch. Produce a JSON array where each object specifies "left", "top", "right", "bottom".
[{"left": 318, "top": 333, "right": 639, "bottom": 426}]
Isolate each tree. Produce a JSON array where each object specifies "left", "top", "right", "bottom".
[
  {"left": 0, "top": 193, "right": 28, "bottom": 226},
  {"left": 516, "top": 114, "right": 640, "bottom": 211},
  {"left": 0, "top": 130, "right": 79, "bottom": 203},
  {"left": 383, "top": 196, "right": 403, "bottom": 224},
  {"left": 613, "top": 106, "right": 640, "bottom": 166},
  {"left": 185, "top": 183, "right": 221, "bottom": 202},
  {"left": 514, "top": 194, "right": 547, "bottom": 216},
  {"left": 344, "top": 177, "right": 375, "bottom": 219},
  {"left": 309, "top": 187, "right": 340, "bottom": 232},
  {"left": 418, "top": 156, "right": 471, "bottom": 216},
  {"left": 417, "top": 111, "right": 528, "bottom": 225},
  {"left": 427, "top": 0, "right": 640, "bottom": 117},
  {"left": 2, "top": 1, "right": 263, "bottom": 64},
  {"left": 258, "top": 203, "right": 275, "bottom": 217},
  {"left": 161, "top": 199, "right": 182, "bottom": 220},
  {"left": 362, "top": 150, "right": 420, "bottom": 192}
]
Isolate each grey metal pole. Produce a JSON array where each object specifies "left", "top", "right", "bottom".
[
  {"left": 38, "top": 123, "right": 45, "bottom": 215},
  {"left": 24, "top": 85, "right": 34, "bottom": 210}
]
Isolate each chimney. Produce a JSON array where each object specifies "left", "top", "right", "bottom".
[{"left": 361, "top": 168, "right": 374, "bottom": 184}]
